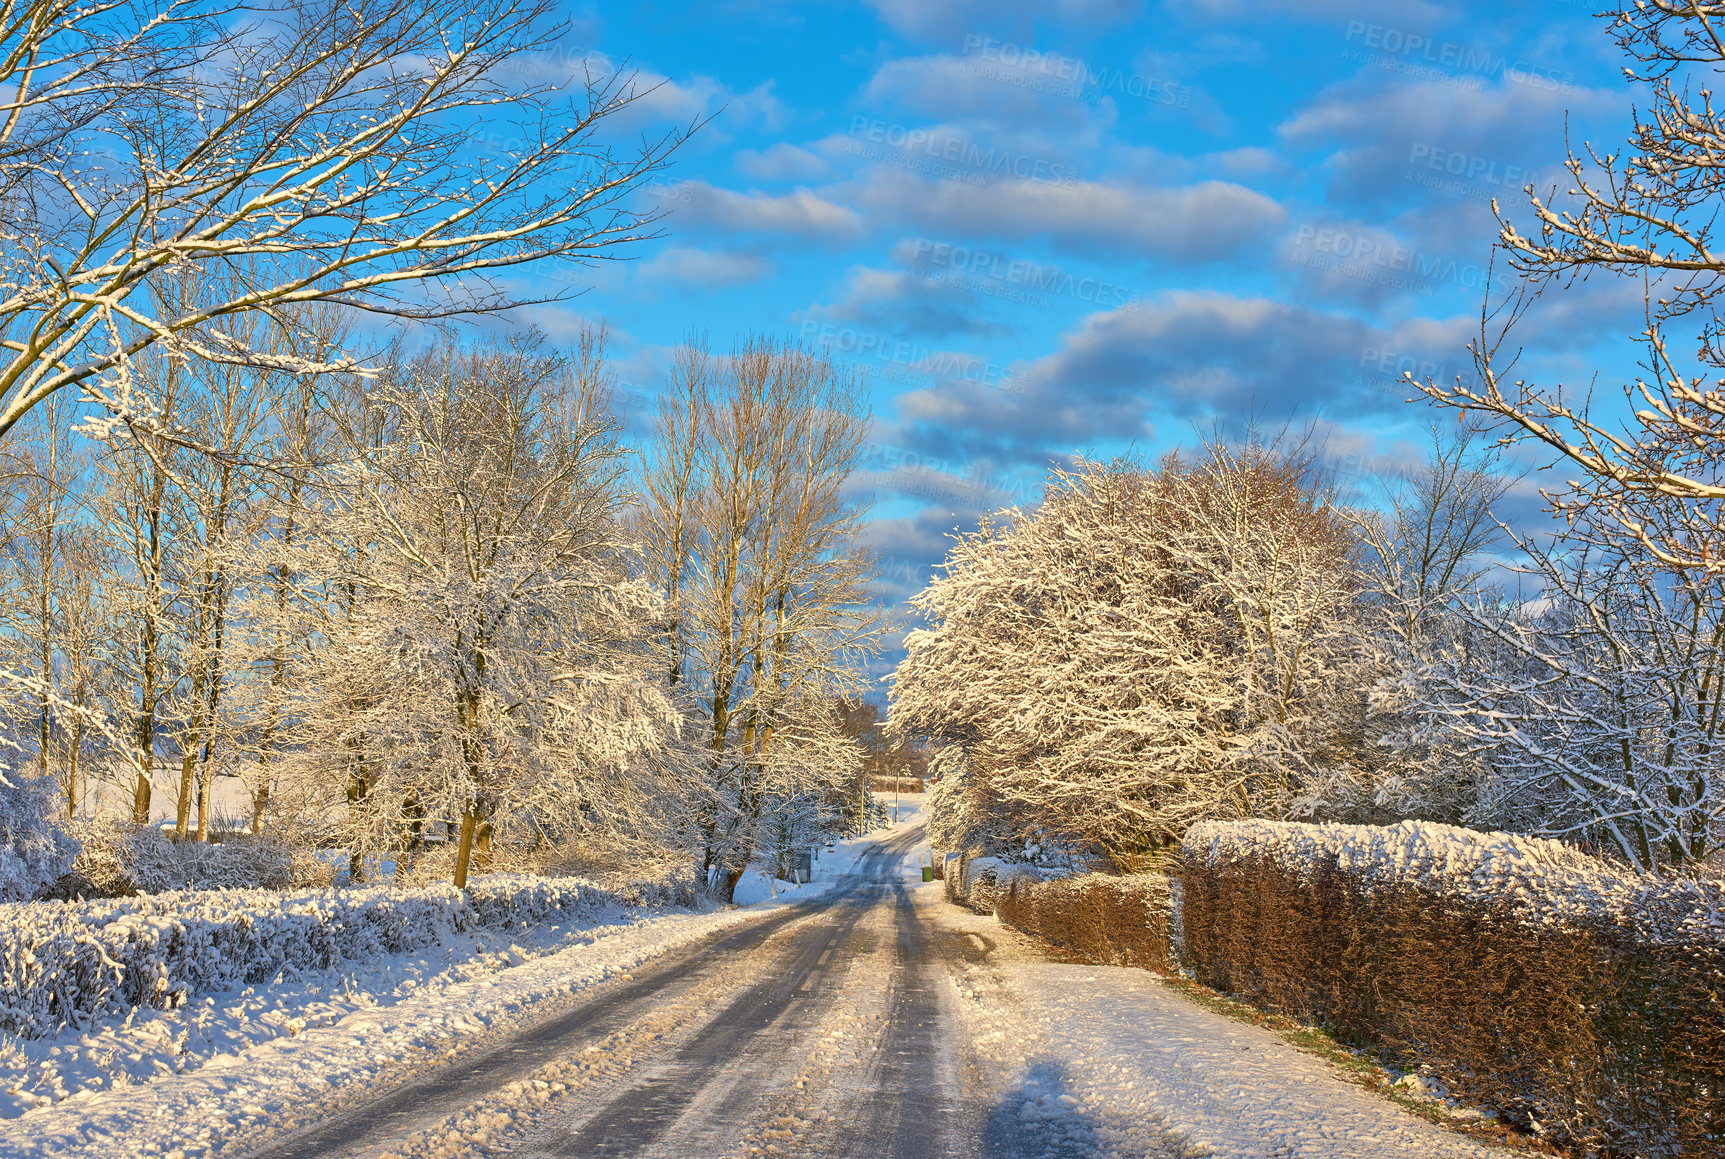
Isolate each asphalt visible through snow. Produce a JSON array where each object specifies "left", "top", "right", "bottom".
[{"left": 245, "top": 825, "right": 1005, "bottom": 1159}]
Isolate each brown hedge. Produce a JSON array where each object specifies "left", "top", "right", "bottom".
[
  {"left": 1182, "top": 846, "right": 1725, "bottom": 1156},
  {"left": 995, "top": 872, "right": 1176, "bottom": 975}
]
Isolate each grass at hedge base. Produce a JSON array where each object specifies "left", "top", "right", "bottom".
[{"left": 1181, "top": 851, "right": 1725, "bottom": 1157}]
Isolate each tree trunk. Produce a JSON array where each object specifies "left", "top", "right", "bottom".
[
  {"left": 196, "top": 760, "right": 215, "bottom": 843},
  {"left": 176, "top": 657, "right": 209, "bottom": 838},
  {"left": 175, "top": 741, "right": 198, "bottom": 839},
  {"left": 133, "top": 770, "right": 153, "bottom": 825},
  {"left": 474, "top": 815, "right": 494, "bottom": 872},
  {"left": 453, "top": 804, "right": 479, "bottom": 889},
  {"left": 133, "top": 464, "right": 166, "bottom": 827}
]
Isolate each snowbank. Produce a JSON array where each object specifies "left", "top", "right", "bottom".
[{"left": 0, "top": 869, "right": 698, "bottom": 1040}]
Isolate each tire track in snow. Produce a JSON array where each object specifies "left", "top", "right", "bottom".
[{"left": 244, "top": 901, "right": 826, "bottom": 1159}]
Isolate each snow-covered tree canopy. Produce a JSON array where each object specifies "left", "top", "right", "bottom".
[
  {"left": 264, "top": 335, "right": 690, "bottom": 886},
  {"left": 891, "top": 442, "right": 1365, "bottom": 859},
  {"left": 638, "top": 336, "right": 887, "bottom": 899},
  {"left": 898, "top": 424, "right": 1725, "bottom": 875}
]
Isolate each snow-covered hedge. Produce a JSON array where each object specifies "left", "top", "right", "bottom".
[
  {"left": 0, "top": 869, "right": 700, "bottom": 1039},
  {"left": 943, "top": 855, "right": 1035, "bottom": 914},
  {"left": 1182, "top": 819, "right": 1725, "bottom": 1156},
  {"left": 995, "top": 872, "right": 1176, "bottom": 974},
  {"left": 1182, "top": 818, "right": 1722, "bottom": 939}
]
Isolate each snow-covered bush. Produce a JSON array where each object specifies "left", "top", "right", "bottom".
[
  {"left": 1182, "top": 818, "right": 1725, "bottom": 1155},
  {"left": 61, "top": 819, "right": 333, "bottom": 897},
  {"left": 944, "top": 855, "right": 1039, "bottom": 914},
  {"left": 0, "top": 769, "right": 78, "bottom": 901},
  {"left": 0, "top": 870, "right": 695, "bottom": 1039}
]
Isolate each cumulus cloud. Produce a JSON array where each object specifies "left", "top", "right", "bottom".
[
  {"left": 1187, "top": 0, "right": 1443, "bottom": 22},
  {"left": 1280, "top": 75, "right": 1619, "bottom": 210},
  {"left": 523, "top": 50, "right": 785, "bottom": 137},
  {"left": 863, "top": 0, "right": 1142, "bottom": 41},
  {"left": 1015, "top": 292, "right": 1404, "bottom": 420},
  {"left": 735, "top": 143, "right": 835, "bottom": 182},
  {"left": 636, "top": 246, "right": 771, "bottom": 287},
  {"left": 800, "top": 263, "right": 1006, "bottom": 339},
  {"left": 853, "top": 169, "right": 1286, "bottom": 263},
  {"left": 862, "top": 54, "right": 1095, "bottom": 129},
  {"left": 662, "top": 181, "right": 863, "bottom": 242},
  {"left": 871, "top": 293, "right": 1481, "bottom": 477}
]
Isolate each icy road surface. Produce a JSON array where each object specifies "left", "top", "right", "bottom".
[{"left": 1, "top": 817, "right": 1512, "bottom": 1159}]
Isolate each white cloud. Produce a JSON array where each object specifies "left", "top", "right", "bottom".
[
  {"left": 863, "top": 0, "right": 1142, "bottom": 40},
  {"left": 800, "top": 263, "right": 1003, "bottom": 338},
  {"left": 636, "top": 246, "right": 771, "bottom": 287},
  {"left": 665, "top": 182, "right": 863, "bottom": 242},
  {"left": 854, "top": 169, "right": 1286, "bottom": 263},
  {"left": 862, "top": 54, "right": 1093, "bottom": 129},
  {"left": 735, "top": 143, "right": 836, "bottom": 182}
]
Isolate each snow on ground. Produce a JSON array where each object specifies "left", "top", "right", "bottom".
[
  {"left": 264, "top": 818, "right": 927, "bottom": 1159},
  {"left": 730, "top": 796, "right": 926, "bottom": 904},
  {"left": 0, "top": 817, "right": 917, "bottom": 1159},
  {"left": 0, "top": 890, "right": 804, "bottom": 1158},
  {"left": 0, "top": 898, "right": 654, "bottom": 1119},
  {"left": 926, "top": 883, "right": 1510, "bottom": 1159}
]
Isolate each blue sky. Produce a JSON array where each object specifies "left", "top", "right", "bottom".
[{"left": 492, "top": 0, "right": 1642, "bottom": 625}]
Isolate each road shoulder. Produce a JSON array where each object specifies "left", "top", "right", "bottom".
[{"left": 917, "top": 883, "right": 1512, "bottom": 1159}]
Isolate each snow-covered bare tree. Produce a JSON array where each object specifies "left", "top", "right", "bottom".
[
  {"left": 1313, "top": 429, "right": 1514, "bottom": 824},
  {"left": 270, "top": 335, "right": 685, "bottom": 886},
  {"left": 640, "top": 336, "right": 884, "bottom": 900},
  {"left": 0, "top": 0, "right": 690, "bottom": 442},
  {"left": 1413, "top": 498, "right": 1725, "bottom": 872},
  {"left": 72, "top": 280, "right": 354, "bottom": 837},
  {"left": 88, "top": 356, "right": 191, "bottom": 825},
  {"left": 0, "top": 395, "right": 99, "bottom": 807},
  {"left": 1416, "top": 3, "right": 1725, "bottom": 573}
]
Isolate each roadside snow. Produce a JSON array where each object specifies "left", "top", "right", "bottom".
[
  {"left": 927, "top": 883, "right": 1508, "bottom": 1159},
  {"left": 731, "top": 800, "right": 925, "bottom": 904},
  {"left": 0, "top": 903, "right": 651, "bottom": 1119},
  {"left": 0, "top": 894, "right": 808, "bottom": 1159}
]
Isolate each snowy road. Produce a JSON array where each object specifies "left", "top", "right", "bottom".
[
  {"left": 239, "top": 825, "right": 983, "bottom": 1159},
  {"left": 235, "top": 821, "right": 1508, "bottom": 1159},
  {"left": 4, "top": 819, "right": 1516, "bottom": 1159}
]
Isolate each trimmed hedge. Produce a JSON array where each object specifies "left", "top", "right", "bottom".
[
  {"left": 945, "top": 855, "right": 1013, "bottom": 913},
  {"left": 996, "top": 872, "right": 1176, "bottom": 974},
  {"left": 939, "top": 820, "right": 1725, "bottom": 1154},
  {"left": 0, "top": 868, "right": 700, "bottom": 1039},
  {"left": 1182, "top": 820, "right": 1725, "bottom": 1157}
]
